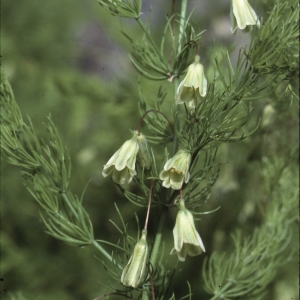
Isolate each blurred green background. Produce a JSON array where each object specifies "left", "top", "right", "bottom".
[{"left": 1, "top": 0, "right": 298, "bottom": 299}]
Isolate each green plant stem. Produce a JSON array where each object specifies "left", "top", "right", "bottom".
[
  {"left": 148, "top": 0, "right": 189, "bottom": 269},
  {"left": 92, "top": 240, "right": 118, "bottom": 266},
  {"left": 141, "top": 2, "right": 189, "bottom": 298},
  {"left": 172, "top": 0, "right": 188, "bottom": 155},
  {"left": 149, "top": 206, "right": 167, "bottom": 266},
  {"left": 172, "top": 78, "right": 180, "bottom": 156},
  {"left": 177, "top": 0, "right": 188, "bottom": 54}
]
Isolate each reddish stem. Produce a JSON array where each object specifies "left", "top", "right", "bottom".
[
  {"left": 184, "top": 40, "right": 199, "bottom": 55},
  {"left": 144, "top": 181, "right": 155, "bottom": 230},
  {"left": 147, "top": 263, "right": 156, "bottom": 300},
  {"left": 135, "top": 109, "right": 174, "bottom": 133}
]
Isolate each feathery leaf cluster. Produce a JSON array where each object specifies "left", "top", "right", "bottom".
[
  {"left": 202, "top": 153, "right": 298, "bottom": 300},
  {"left": 1, "top": 0, "right": 298, "bottom": 299},
  {"left": 1, "top": 75, "right": 112, "bottom": 259},
  {"left": 247, "top": 1, "right": 299, "bottom": 78}
]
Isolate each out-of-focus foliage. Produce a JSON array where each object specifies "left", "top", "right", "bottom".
[
  {"left": 1, "top": 0, "right": 142, "bottom": 299},
  {"left": 1, "top": 0, "right": 298, "bottom": 300}
]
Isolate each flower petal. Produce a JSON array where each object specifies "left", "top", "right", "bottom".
[
  {"left": 159, "top": 170, "right": 170, "bottom": 180},
  {"left": 169, "top": 172, "right": 185, "bottom": 190},
  {"left": 185, "top": 243, "right": 203, "bottom": 257},
  {"left": 176, "top": 245, "right": 188, "bottom": 261},
  {"left": 170, "top": 199, "right": 206, "bottom": 261},
  {"left": 102, "top": 165, "right": 115, "bottom": 177},
  {"left": 112, "top": 168, "right": 130, "bottom": 185},
  {"left": 231, "top": 0, "right": 260, "bottom": 32},
  {"left": 115, "top": 139, "right": 139, "bottom": 171}
]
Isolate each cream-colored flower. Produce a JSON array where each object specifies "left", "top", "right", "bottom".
[
  {"left": 170, "top": 199, "right": 205, "bottom": 261},
  {"left": 175, "top": 55, "right": 207, "bottom": 108},
  {"left": 102, "top": 131, "right": 139, "bottom": 184},
  {"left": 159, "top": 149, "right": 191, "bottom": 190},
  {"left": 230, "top": 0, "right": 260, "bottom": 33},
  {"left": 121, "top": 229, "right": 148, "bottom": 288}
]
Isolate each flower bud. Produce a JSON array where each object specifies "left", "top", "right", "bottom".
[
  {"left": 175, "top": 55, "right": 207, "bottom": 108},
  {"left": 170, "top": 199, "right": 205, "bottom": 261},
  {"left": 137, "top": 133, "right": 152, "bottom": 170},
  {"left": 230, "top": 0, "right": 260, "bottom": 33},
  {"left": 159, "top": 149, "right": 191, "bottom": 190},
  {"left": 121, "top": 229, "right": 148, "bottom": 288},
  {"left": 102, "top": 131, "right": 139, "bottom": 184}
]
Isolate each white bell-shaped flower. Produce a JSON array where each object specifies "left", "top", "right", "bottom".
[
  {"left": 159, "top": 149, "right": 191, "bottom": 190},
  {"left": 102, "top": 131, "right": 139, "bottom": 184},
  {"left": 170, "top": 199, "right": 205, "bottom": 261},
  {"left": 230, "top": 0, "right": 260, "bottom": 33},
  {"left": 175, "top": 55, "right": 207, "bottom": 108}
]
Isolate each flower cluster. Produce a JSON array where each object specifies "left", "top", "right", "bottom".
[
  {"left": 101, "top": 2, "right": 262, "bottom": 287},
  {"left": 102, "top": 131, "right": 191, "bottom": 190}
]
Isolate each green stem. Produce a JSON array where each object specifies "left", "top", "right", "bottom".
[
  {"left": 172, "top": 78, "right": 180, "bottom": 156},
  {"left": 143, "top": 1, "right": 189, "bottom": 297},
  {"left": 177, "top": 0, "right": 188, "bottom": 54},
  {"left": 172, "top": 0, "right": 188, "bottom": 155},
  {"left": 92, "top": 240, "right": 121, "bottom": 267},
  {"left": 149, "top": 206, "right": 167, "bottom": 266}
]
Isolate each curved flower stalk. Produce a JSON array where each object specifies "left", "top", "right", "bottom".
[
  {"left": 175, "top": 55, "right": 207, "bottom": 108},
  {"left": 102, "top": 131, "right": 139, "bottom": 184},
  {"left": 159, "top": 149, "right": 191, "bottom": 190},
  {"left": 230, "top": 0, "right": 260, "bottom": 33},
  {"left": 170, "top": 198, "right": 205, "bottom": 261},
  {"left": 121, "top": 229, "right": 148, "bottom": 288}
]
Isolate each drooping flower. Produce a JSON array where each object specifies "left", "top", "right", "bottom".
[
  {"left": 102, "top": 131, "right": 139, "bottom": 184},
  {"left": 170, "top": 198, "right": 205, "bottom": 261},
  {"left": 121, "top": 229, "right": 148, "bottom": 288},
  {"left": 230, "top": 0, "right": 260, "bottom": 33},
  {"left": 159, "top": 149, "right": 191, "bottom": 190},
  {"left": 175, "top": 55, "right": 207, "bottom": 108}
]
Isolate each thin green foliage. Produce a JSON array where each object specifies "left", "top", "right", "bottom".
[
  {"left": 1, "top": 75, "right": 112, "bottom": 259},
  {"left": 1, "top": 0, "right": 298, "bottom": 299},
  {"left": 202, "top": 154, "right": 298, "bottom": 300}
]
